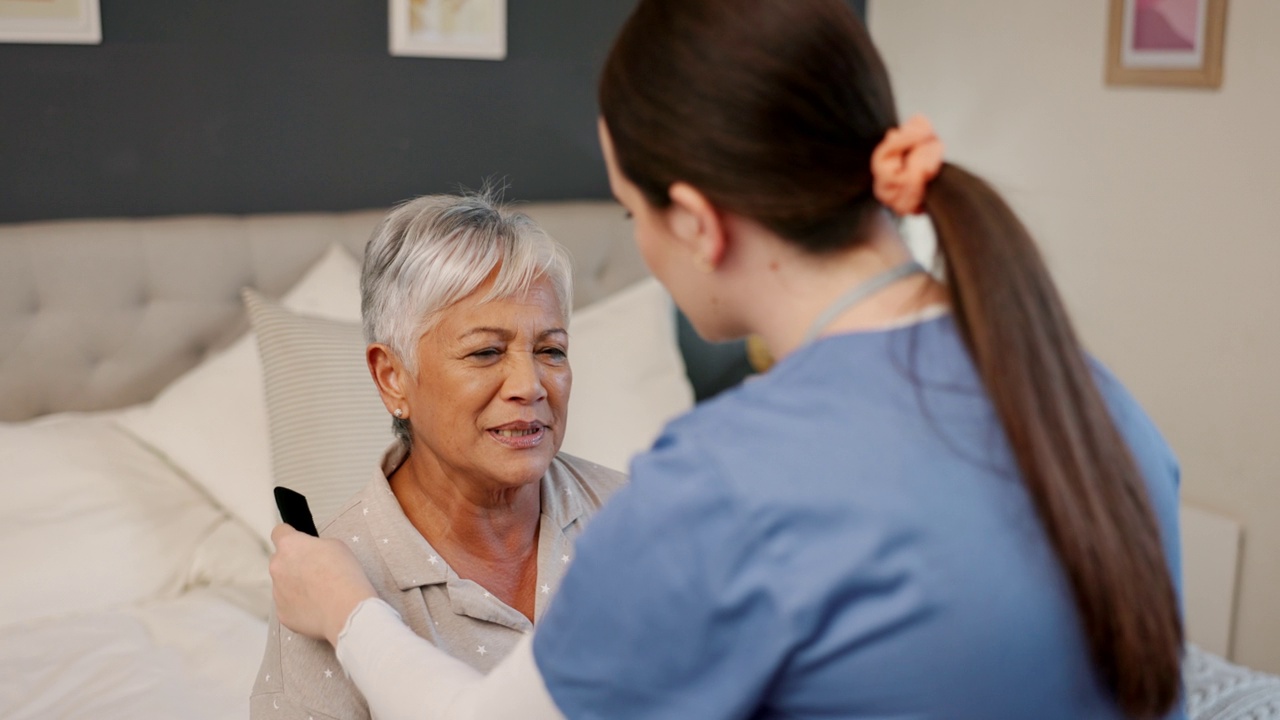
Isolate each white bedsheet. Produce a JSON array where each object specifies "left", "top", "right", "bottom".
[
  {"left": 0, "top": 588, "right": 267, "bottom": 720},
  {"left": 0, "top": 406, "right": 273, "bottom": 719}
]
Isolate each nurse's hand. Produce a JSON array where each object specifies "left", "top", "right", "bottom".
[{"left": 270, "top": 523, "right": 377, "bottom": 647}]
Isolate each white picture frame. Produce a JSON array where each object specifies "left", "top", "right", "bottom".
[
  {"left": 389, "top": 0, "right": 506, "bottom": 61},
  {"left": 0, "top": 0, "right": 101, "bottom": 45}
]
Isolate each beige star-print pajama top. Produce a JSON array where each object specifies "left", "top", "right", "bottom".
[{"left": 250, "top": 442, "right": 626, "bottom": 720}]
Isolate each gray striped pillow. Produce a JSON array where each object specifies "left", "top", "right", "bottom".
[{"left": 242, "top": 289, "right": 393, "bottom": 528}]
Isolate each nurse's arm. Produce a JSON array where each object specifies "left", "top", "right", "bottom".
[{"left": 337, "top": 597, "right": 565, "bottom": 720}]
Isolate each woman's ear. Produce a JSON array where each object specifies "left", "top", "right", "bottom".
[
  {"left": 667, "top": 182, "right": 728, "bottom": 272},
  {"left": 367, "top": 344, "right": 409, "bottom": 418}
]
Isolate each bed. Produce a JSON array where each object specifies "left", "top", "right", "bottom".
[{"left": 1, "top": 202, "right": 1276, "bottom": 719}]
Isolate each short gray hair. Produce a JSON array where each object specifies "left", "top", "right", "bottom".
[{"left": 361, "top": 193, "right": 573, "bottom": 445}]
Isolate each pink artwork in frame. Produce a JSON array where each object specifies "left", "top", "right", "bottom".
[{"left": 1107, "top": 0, "right": 1227, "bottom": 88}]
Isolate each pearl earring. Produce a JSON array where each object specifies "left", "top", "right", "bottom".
[{"left": 393, "top": 408, "right": 404, "bottom": 418}]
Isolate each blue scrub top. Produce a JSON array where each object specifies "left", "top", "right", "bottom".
[{"left": 534, "top": 314, "right": 1187, "bottom": 720}]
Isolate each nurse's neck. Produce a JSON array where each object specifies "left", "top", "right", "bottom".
[{"left": 723, "top": 210, "right": 948, "bottom": 363}]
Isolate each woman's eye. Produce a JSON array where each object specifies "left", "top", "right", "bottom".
[
  {"left": 540, "top": 347, "right": 568, "bottom": 361},
  {"left": 470, "top": 348, "right": 502, "bottom": 359}
]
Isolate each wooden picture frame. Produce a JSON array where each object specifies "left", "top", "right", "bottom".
[
  {"left": 389, "top": 0, "right": 506, "bottom": 61},
  {"left": 0, "top": 0, "right": 100, "bottom": 45},
  {"left": 1107, "top": 0, "right": 1227, "bottom": 88}
]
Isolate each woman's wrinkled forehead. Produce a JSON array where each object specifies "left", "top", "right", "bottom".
[{"left": 418, "top": 275, "right": 568, "bottom": 346}]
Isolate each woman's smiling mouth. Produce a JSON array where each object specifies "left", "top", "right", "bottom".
[{"left": 489, "top": 422, "right": 547, "bottom": 449}]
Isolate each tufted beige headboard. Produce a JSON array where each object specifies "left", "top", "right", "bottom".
[{"left": 0, "top": 201, "right": 645, "bottom": 422}]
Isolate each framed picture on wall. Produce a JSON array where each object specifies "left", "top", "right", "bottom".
[
  {"left": 0, "top": 0, "right": 100, "bottom": 44},
  {"left": 389, "top": 0, "right": 506, "bottom": 60},
  {"left": 1107, "top": 0, "right": 1227, "bottom": 88}
]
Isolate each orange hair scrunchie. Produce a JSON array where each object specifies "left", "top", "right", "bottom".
[{"left": 870, "top": 115, "right": 945, "bottom": 216}]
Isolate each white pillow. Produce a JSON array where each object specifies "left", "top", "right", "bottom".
[
  {"left": 0, "top": 412, "right": 226, "bottom": 627},
  {"left": 242, "top": 289, "right": 392, "bottom": 528},
  {"left": 116, "top": 245, "right": 364, "bottom": 544},
  {"left": 561, "top": 277, "right": 694, "bottom": 472}
]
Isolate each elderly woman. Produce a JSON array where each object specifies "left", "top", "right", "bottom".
[{"left": 249, "top": 193, "right": 626, "bottom": 719}]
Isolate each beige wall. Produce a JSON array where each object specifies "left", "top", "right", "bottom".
[{"left": 869, "top": 0, "right": 1280, "bottom": 671}]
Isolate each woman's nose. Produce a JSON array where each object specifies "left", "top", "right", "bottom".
[{"left": 502, "top": 352, "right": 548, "bottom": 404}]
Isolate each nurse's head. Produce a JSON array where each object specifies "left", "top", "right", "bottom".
[{"left": 597, "top": 0, "right": 896, "bottom": 341}]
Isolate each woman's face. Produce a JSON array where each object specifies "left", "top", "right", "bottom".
[{"left": 403, "top": 273, "right": 570, "bottom": 492}]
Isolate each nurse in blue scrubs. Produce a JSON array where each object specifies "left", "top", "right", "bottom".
[{"left": 268, "top": 0, "right": 1188, "bottom": 717}]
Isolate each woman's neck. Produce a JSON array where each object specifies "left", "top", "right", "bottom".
[{"left": 389, "top": 451, "right": 542, "bottom": 620}]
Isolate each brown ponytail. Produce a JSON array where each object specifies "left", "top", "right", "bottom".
[
  {"left": 600, "top": 0, "right": 1183, "bottom": 715},
  {"left": 925, "top": 164, "right": 1183, "bottom": 716}
]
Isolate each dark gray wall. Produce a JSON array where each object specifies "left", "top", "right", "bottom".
[
  {"left": 0, "top": 1, "right": 632, "bottom": 223},
  {"left": 0, "top": 0, "right": 865, "bottom": 224}
]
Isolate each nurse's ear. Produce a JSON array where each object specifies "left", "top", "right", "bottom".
[{"left": 667, "top": 182, "right": 728, "bottom": 273}]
